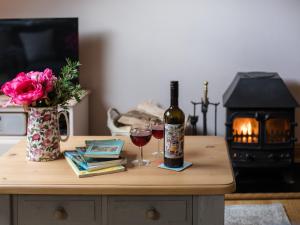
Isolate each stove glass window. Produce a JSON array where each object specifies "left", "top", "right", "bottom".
[
  {"left": 232, "top": 118, "right": 259, "bottom": 144},
  {"left": 265, "top": 118, "right": 290, "bottom": 144}
]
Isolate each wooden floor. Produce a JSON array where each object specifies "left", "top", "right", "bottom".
[{"left": 226, "top": 194, "right": 300, "bottom": 225}]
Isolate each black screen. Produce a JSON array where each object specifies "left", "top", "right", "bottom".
[{"left": 0, "top": 18, "right": 79, "bottom": 86}]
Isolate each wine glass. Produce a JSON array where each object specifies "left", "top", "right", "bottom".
[
  {"left": 150, "top": 119, "right": 164, "bottom": 158},
  {"left": 130, "top": 123, "right": 152, "bottom": 166}
]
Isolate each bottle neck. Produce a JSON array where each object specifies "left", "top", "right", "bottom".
[{"left": 170, "top": 88, "right": 178, "bottom": 107}]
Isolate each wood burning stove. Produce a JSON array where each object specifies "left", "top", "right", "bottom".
[{"left": 223, "top": 72, "right": 298, "bottom": 169}]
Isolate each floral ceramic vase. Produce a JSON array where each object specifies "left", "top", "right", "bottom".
[{"left": 26, "top": 106, "right": 69, "bottom": 162}]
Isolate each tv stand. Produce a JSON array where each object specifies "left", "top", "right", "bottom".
[{"left": 0, "top": 91, "right": 90, "bottom": 155}]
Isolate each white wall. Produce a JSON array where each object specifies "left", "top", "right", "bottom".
[{"left": 1, "top": 0, "right": 300, "bottom": 138}]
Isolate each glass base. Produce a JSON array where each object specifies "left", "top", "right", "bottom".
[
  {"left": 152, "top": 150, "right": 163, "bottom": 158},
  {"left": 131, "top": 159, "right": 150, "bottom": 167}
]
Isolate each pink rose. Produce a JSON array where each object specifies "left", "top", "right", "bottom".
[
  {"left": 45, "top": 130, "right": 52, "bottom": 137},
  {"left": 43, "top": 114, "right": 51, "bottom": 122},
  {"left": 26, "top": 71, "right": 43, "bottom": 81},
  {"left": 14, "top": 80, "right": 44, "bottom": 105},
  {"left": 1, "top": 72, "right": 25, "bottom": 97},
  {"left": 32, "top": 134, "right": 41, "bottom": 141},
  {"left": 43, "top": 139, "right": 51, "bottom": 146},
  {"left": 33, "top": 148, "right": 42, "bottom": 156},
  {"left": 1, "top": 68, "right": 57, "bottom": 107},
  {"left": 1, "top": 73, "right": 44, "bottom": 105},
  {"left": 39, "top": 69, "right": 57, "bottom": 93},
  {"left": 26, "top": 69, "right": 56, "bottom": 94}
]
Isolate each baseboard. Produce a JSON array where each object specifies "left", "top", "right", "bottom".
[{"left": 225, "top": 192, "right": 300, "bottom": 200}]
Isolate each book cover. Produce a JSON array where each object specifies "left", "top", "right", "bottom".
[
  {"left": 64, "top": 151, "right": 127, "bottom": 171},
  {"left": 65, "top": 155, "right": 125, "bottom": 178},
  {"left": 84, "top": 139, "right": 124, "bottom": 158}
]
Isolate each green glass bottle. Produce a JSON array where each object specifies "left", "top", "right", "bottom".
[{"left": 164, "top": 81, "right": 185, "bottom": 168}]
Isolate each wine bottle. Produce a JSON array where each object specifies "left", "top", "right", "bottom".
[{"left": 164, "top": 81, "right": 185, "bottom": 168}]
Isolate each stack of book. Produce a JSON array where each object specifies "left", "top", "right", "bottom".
[{"left": 64, "top": 139, "right": 127, "bottom": 178}]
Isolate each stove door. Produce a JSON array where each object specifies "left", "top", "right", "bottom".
[
  {"left": 264, "top": 112, "right": 294, "bottom": 147},
  {"left": 228, "top": 112, "right": 261, "bottom": 147},
  {"left": 232, "top": 117, "right": 259, "bottom": 144}
]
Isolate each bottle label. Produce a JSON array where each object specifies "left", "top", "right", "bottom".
[{"left": 164, "top": 124, "right": 184, "bottom": 159}]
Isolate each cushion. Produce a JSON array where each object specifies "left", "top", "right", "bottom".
[{"left": 118, "top": 110, "right": 161, "bottom": 126}]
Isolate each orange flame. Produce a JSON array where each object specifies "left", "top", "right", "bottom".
[
  {"left": 240, "top": 122, "right": 252, "bottom": 135},
  {"left": 233, "top": 118, "right": 259, "bottom": 143}
]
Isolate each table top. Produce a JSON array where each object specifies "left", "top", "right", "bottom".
[{"left": 0, "top": 136, "right": 235, "bottom": 195}]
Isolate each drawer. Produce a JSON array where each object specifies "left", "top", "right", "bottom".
[
  {"left": 107, "top": 196, "right": 192, "bottom": 225},
  {"left": 16, "top": 195, "right": 101, "bottom": 225}
]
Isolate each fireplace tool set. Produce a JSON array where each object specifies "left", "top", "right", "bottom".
[{"left": 189, "top": 81, "right": 220, "bottom": 136}]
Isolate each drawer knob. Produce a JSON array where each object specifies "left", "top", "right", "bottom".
[
  {"left": 146, "top": 208, "right": 160, "bottom": 220},
  {"left": 53, "top": 207, "right": 68, "bottom": 220}
]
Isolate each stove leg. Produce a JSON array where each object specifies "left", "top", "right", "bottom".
[{"left": 282, "top": 167, "right": 295, "bottom": 185}]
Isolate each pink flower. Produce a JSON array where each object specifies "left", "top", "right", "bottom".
[
  {"left": 45, "top": 129, "right": 53, "bottom": 138},
  {"left": 26, "top": 71, "right": 43, "bottom": 81},
  {"left": 43, "top": 139, "right": 51, "bottom": 146},
  {"left": 39, "top": 69, "right": 56, "bottom": 93},
  {"left": 32, "top": 134, "right": 41, "bottom": 141},
  {"left": 43, "top": 114, "right": 51, "bottom": 122},
  {"left": 1, "top": 73, "right": 44, "bottom": 105},
  {"left": 33, "top": 148, "right": 42, "bottom": 156},
  {"left": 1, "top": 72, "right": 25, "bottom": 97}
]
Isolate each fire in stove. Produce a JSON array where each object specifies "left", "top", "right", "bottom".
[{"left": 232, "top": 118, "right": 259, "bottom": 143}]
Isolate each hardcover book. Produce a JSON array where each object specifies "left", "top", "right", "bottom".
[
  {"left": 64, "top": 151, "right": 127, "bottom": 171},
  {"left": 84, "top": 139, "right": 124, "bottom": 158},
  {"left": 65, "top": 155, "right": 125, "bottom": 178}
]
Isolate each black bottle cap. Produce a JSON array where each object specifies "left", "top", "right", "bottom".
[{"left": 170, "top": 81, "right": 179, "bottom": 89}]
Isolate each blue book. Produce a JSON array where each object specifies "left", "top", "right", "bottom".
[
  {"left": 84, "top": 139, "right": 124, "bottom": 158},
  {"left": 64, "top": 151, "right": 127, "bottom": 171},
  {"left": 65, "top": 155, "right": 125, "bottom": 178}
]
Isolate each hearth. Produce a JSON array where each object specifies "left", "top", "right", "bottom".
[{"left": 223, "top": 72, "right": 299, "bottom": 192}]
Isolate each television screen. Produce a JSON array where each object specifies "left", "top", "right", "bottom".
[{"left": 0, "top": 18, "right": 79, "bottom": 86}]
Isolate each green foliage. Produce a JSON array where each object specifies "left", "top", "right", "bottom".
[
  {"left": 35, "top": 59, "right": 84, "bottom": 107},
  {"left": 53, "top": 59, "right": 83, "bottom": 107}
]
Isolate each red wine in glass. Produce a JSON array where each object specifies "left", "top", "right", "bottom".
[
  {"left": 150, "top": 121, "right": 164, "bottom": 158},
  {"left": 152, "top": 128, "right": 164, "bottom": 139},
  {"left": 130, "top": 127, "right": 152, "bottom": 166},
  {"left": 130, "top": 131, "right": 152, "bottom": 147}
]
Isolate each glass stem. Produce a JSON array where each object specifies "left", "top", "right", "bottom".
[
  {"left": 140, "top": 146, "right": 143, "bottom": 165},
  {"left": 157, "top": 139, "right": 160, "bottom": 154}
]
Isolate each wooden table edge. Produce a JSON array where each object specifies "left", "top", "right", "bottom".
[{"left": 0, "top": 182, "right": 236, "bottom": 195}]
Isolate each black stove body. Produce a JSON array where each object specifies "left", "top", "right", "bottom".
[{"left": 223, "top": 72, "right": 298, "bottom": 170}]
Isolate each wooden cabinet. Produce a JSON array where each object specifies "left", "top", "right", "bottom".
[
  {"left": 6, "top": 195, "right": 220, "bottom": 225},
  {"left": 107, "top": 196, "right": 192, "bottom": 225},
  {"left": 15, "top": 195, "right": 101, "bottom": 225},
  {"left": 0, "top": 136, "right": 235, "bottom": 225}
]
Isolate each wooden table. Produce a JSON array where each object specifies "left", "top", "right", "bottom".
[{"left": 0, "top": 136, "right": 235, "bottom": 225}]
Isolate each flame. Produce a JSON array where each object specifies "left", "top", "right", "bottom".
[
  {"left": 232, "top": 118, "right": 259, "bottom": 143},
  {"left": 241, "top": 122, "right": 252, "bottom": 135}
]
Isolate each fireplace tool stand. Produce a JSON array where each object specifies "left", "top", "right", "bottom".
[{"left": 189, "top": 81, "right": 220, "bottom": 136}]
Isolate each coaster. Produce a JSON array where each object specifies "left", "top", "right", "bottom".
[{"left": 158, "top": 161, "right": 192, "bottom": 172}]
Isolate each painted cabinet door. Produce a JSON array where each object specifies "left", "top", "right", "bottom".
[
  {"left": 16, "top": 195, "right": 101, "bottom": 225},
  {"left": 107, "top": 196, "right": 193, "bottom": 225}
]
